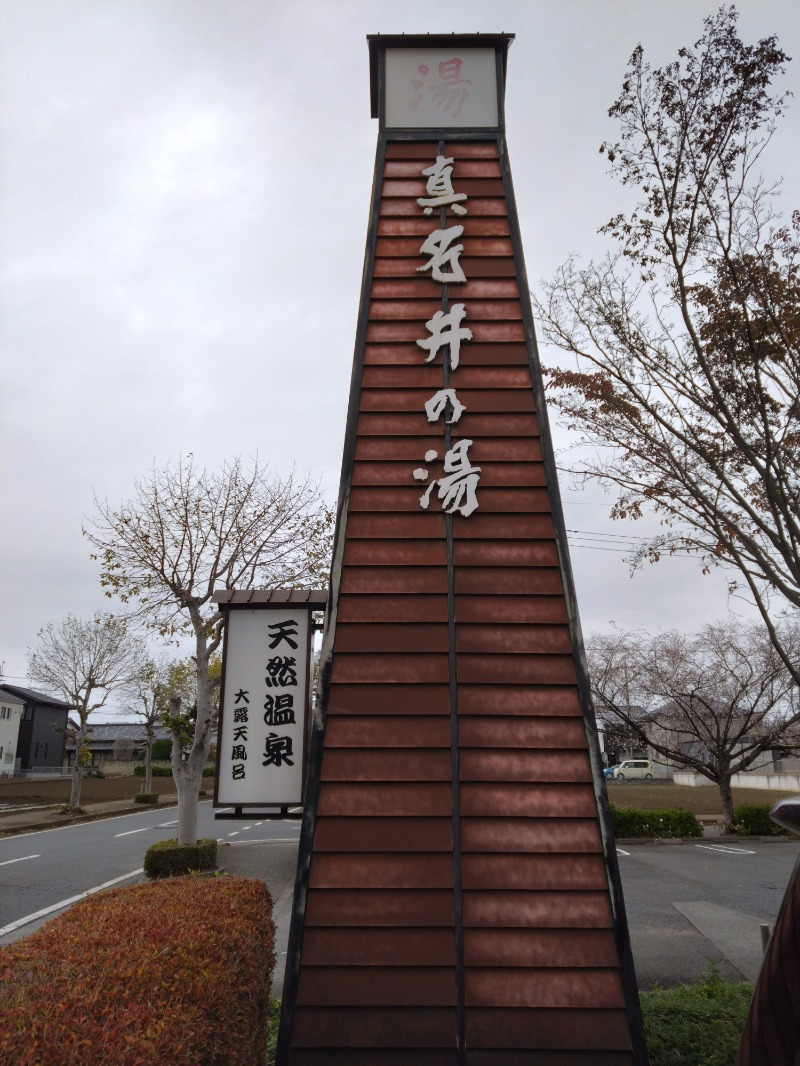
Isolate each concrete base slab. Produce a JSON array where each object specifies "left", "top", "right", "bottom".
[{"left": 673, "top": 900, "right": 769, "bottom": 981}]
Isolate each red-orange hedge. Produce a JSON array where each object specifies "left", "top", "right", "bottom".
[{"left": 0, "top": 875, "right": 275, "bottom": 1065}]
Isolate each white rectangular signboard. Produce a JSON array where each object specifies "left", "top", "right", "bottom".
[
  {"left": 384, "top": 47, "right": 498, "bottom": 128},
  {"left": 216, "top": 608, "right": 310, "bottom": 806}
]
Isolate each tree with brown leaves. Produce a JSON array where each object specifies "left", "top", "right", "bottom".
[{"left": 535, "top": 7, "right": 800, "bottom": 682}]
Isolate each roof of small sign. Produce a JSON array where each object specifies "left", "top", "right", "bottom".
[{"left": 212, "top": 589, "right": 328, "bottom": 609}]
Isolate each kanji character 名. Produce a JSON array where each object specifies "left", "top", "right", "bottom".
[
  {"left": 234, "top": 689, "right": 250, "bottom": 704},
  {"left": 267, "top": 619, "right": 299, "bottom": 650},
  {"left": 263, "top": 733, "right": 295, "bottom": 767},
  {"left": 264, "top": 693, "right": 296, "bottom": 726},
  {"left": 265, "top": 656, "right": 298, "bottom": 687},
  {"left": 233, "top": 725, "right": 248, "bottom": 742},
  {"left": 232, "top": 764, "right": 246, "bottom": 780},
  {"left": 416, "top": 305, "right": 472, "bottom": 371},
  {"left": 417, "top": 226, "right": 467, "bottom": 284},
  {"left": 231, "top": 745, "right": 247, "bottom": 761},
  {"left": 417, "top": 155, "right": 468, "bottom": 217},
  {"left": 424, "top": 388, "right": 466, "bottom": 425},
  {"left": 414, "top": 439, "right": 481, "bottom": 518}
]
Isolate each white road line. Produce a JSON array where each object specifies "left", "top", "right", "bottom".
[
  {"left": 114, "top": 827, "right": 150, "bottom": 837},
  {"left": 0, "top": 868, "right": 144, "bottom": 938},
  {"left": 695, "top": 844, "right": 756, "bottom": 855},
  {"left": 0, "top": 804, "right": 179, "bottom": 842},
  {"left": 0, "top": 854, "right": 40, "bottom": 867},
  {"left": 228, "top": 830, "right": 240, "bottom": 836},
  {"left": 158, "top": 821, "right": 178, "bottom": 828},
  {"left": 616, "top": 848, "right": 630, "bottom": 856}
]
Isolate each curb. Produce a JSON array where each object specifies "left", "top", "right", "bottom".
[
  {"left": 0, "top": 801, "right": 179, "bottom": 838},
  {"left": 616, "top": 834, "right": 791, "bottom": 845}
]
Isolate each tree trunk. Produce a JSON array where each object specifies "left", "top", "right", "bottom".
[
  {"left": 719, "top": 775, "right": 736, "bottom": 828},
  {"left": 175, "top": 762, "right": 198, "bottom": 844},
  {"left": 68, "top": 718, "right": 88, "bottom": 812},
  {"left": 144, "top": 728, "right": 153, "bottom": 794}
]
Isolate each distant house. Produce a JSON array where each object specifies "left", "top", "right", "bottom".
[
  {"left": 0, "top": 684, "right": 72, "bottom": 772},
  {"left": 64, "top": 722, "right": 173, "bottom": 767},
  {"left": 0, "top": 689, "right": 24, "bottom": 777}
]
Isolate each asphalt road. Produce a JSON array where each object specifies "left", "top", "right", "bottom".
[
  {"left": 2, "top": 811, "right": 798, "bottom": 990},
  {"left": 0, "top": 801, "right": 302, "bottom": 944}
]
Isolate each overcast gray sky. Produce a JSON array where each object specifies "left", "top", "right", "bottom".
[{"left": 2, "top": 1, "right": 798, "bottom": 707}]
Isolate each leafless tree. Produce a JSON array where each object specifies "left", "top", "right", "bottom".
[
  {"left": 84, "top": 454, "right": 333, "bottom": 844},
  {"left": 28, "top": 613, "right": 143, "bottom": 811},
  {"left": 120, "top": 654, "right": 172, "bottom": 793},
  {"left": 534, "top": 8, "right": 800, "bottom": 682},
  {"left": 588, "top": 621, "right": 800, "bottom": 824}
]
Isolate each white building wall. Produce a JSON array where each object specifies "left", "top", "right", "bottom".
[{"left": 0, "top": 694, "right": 24, "bottom": 777}]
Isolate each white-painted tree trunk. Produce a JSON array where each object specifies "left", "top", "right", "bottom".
[{"left": 171, "top": 631, "right": 217, "bottom": 846}]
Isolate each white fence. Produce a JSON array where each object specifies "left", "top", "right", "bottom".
[{"left": 674, "top": 770, "right": 800, "bottom": 791}]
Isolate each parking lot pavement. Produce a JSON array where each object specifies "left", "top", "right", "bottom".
[{"left": 617, "top": 837, "right": 800, "bottom": 987}]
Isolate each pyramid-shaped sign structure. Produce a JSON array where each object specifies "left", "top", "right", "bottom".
[{"left": 278, "top": 34, "right": 648, "bottom": 1066}]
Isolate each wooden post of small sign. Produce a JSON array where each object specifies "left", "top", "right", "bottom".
[
  {"left": 277, "top": 34, "right": 649, "bottom": 1066},
  {"left": 212, "top": 590, "right": 326, "bottom": 820}
]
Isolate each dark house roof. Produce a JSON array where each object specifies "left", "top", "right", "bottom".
[
  {"left": 64, "top": 722, "right": 172, "bottom": 751},
  {"left": 0, "top": 684, "right": 73, "bottom": 710}
]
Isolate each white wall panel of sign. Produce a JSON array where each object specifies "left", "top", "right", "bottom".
[
  {"left": 217, "top": 608, "right": 309, "bottom": 806},
  {"left": 384, "top": 48, "right": 498, "bottom": 128}
]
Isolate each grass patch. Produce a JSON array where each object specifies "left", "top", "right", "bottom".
[
  {"left": 266, "top": 999, "right": 280, "bottom": 1065},
  {"left": 640, "top": 965, "right": 752, "bottom": 1066}
]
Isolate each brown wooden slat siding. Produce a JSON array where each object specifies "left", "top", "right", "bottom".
[{"left": 289, "top": 141, "right": 635, "bottom": 1063}]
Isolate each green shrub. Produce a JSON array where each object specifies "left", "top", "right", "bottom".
[
  {"left": 734, "top": 803, "right": 785, "bottom": 836},
  {"left": 151, "top": 738, "right": 172, "bottom": 760},
  {"left": 144, "top": 837, "right": 218, "bottom": 878},
  {"left": 640, "top": 964, "right": 753, "bottom": 1066},
  {"left": 609, "top": 803, "right": 702, "bottom": 839},
  {"left": 133, "top": 763, "right": 172, "bottom": 777},
  {"left": 133, "top": 763, "right": 214, "bottom": 777},
  {"left": 134, "top": 792, "right": 158, "bottom": 805},
  {"left": 0, "top": 876, "right": 274, "bottom": 1066},
  {"left": 84, "top": 768, "right": 104, "bottom": 779}
]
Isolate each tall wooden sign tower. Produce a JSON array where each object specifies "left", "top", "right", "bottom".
[{"left": 278, "top": 34, "right": 648, "bottom": 1065}]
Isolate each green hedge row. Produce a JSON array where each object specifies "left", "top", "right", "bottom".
[
  {"left": 133, "top": 764, "right": 215, "bottom": 777},
  {"left": 144, "top": 838, "right": 218, "bottom": 878},
  {"left": 609, "top": 803, "right": 702, "bottom": 838},
  {"left": 734, "top": 803, "right": 786, "bottom": 836},
  {"left": 0, "top": 876, "right": 275, "bottom": 1065}
]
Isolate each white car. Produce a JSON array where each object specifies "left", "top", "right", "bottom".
[{"left": 612, "top": 759, "right": 654, "bottom": 781}]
